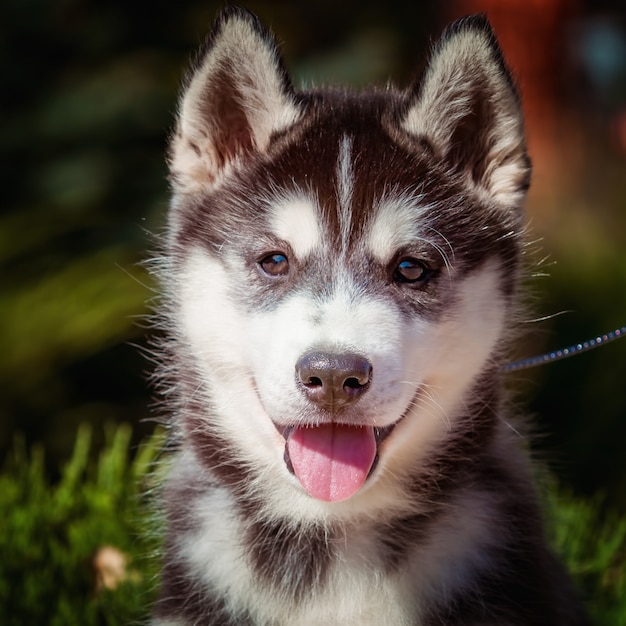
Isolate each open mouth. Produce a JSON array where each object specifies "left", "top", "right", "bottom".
[{"left": 279, "top": 422, "right": 397, "bottom": 503}]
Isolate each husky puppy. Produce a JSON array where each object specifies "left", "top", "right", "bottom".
[{"left": 153, "top": 7, "right": 589, "bottom": 625}]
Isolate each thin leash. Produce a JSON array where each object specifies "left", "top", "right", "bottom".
[{"left": 502, "top": 325, "right": 626, "bottom": 373}]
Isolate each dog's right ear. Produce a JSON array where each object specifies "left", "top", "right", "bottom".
[{"left": 169, "top": 7, "right": 301, "bottom": 192}]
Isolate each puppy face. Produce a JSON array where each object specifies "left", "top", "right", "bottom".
[{"left": 167, "top": 10, "right": 527, "bottom": 514}]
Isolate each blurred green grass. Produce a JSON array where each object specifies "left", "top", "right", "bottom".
[
  {"left": 0, "top": 424, "right": 624, "bottom": 624},
  {"left": 0, "top": 424, "right": 164, "bottom": 625}
]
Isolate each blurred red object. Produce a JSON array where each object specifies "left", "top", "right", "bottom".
[{"left": 448, "top": 0, "right": 580, "bottom": 180}]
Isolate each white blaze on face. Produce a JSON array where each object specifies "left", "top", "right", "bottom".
[
  {"left": 247, "top": 277, "right": 418, "bottom": 428},
  {"left": 269, "top": 193, "right": 321, "bottom": 259},
  {"left": 177, "top": 247, "right": 287, "bottom": 469},
  {"left": 368, "top": 195, "right": 427, "bottom": 263},
  {"left": 336, "top": 135, "right": 354, "bottom": 256},
  {"left": 366, "top": 192, "right": 455, "bottom": 275},
  {"left": 379, "top": 258, "right": 508, "bottom": 473}
]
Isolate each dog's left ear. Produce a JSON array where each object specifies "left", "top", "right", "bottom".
[{"left": 402, "top": 15, "right": 530, "bottom": 208}]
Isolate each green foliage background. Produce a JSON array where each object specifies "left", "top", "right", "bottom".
[
  {"left": 1, "top": 427, "right": 625, "bottom": 623},
  {"left": 0, "top": 425, "right": 163, "bottom": 625},
  {"left": 2, "top": 0, "right": 626, "bottom": 622}
]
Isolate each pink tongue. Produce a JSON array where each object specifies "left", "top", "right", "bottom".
[{"left": 287, "top": 424, "right": 376, "bottom": 502}]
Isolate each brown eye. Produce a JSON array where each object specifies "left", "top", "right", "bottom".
[
  {"left": 394, "top": 258, "right": 429, "bottom": 284},
  {"left": 259, "top": 252, "right": 289, "bottom": 277}
]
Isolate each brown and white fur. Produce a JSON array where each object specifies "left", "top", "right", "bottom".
[{"left": 152, "top": 7, "right": 589, "bottom": 625}]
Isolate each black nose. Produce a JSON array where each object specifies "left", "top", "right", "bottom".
[{"left": 296, "top": 351, "right": 372, "bottom": 409}]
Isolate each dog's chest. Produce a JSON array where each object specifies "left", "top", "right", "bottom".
[{"left": 178, "top": 490, "right": 421, "bottom": 625}]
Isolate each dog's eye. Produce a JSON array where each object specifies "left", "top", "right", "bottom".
[
  {"left": 259, "top": 252, "right": 289, "bottom": 277},
  {"left": 394, "top": 258, "right": 429, "bottom": 284}
]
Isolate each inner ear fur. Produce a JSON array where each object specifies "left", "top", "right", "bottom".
[
  {"left": 169, "top": 7, "right": 302, "bottom": 192},
  {"left": 402, "top": 15, "right": 530, "bottom": 208}
]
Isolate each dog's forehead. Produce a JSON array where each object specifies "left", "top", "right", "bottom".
[
  {"left": 266, "top": 190, "right": 429, "bottom": 267},
  {"left": 265, "top": 132, "right": 429, "bottom": 264}
]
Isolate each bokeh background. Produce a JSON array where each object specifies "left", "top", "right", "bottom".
[{"left": 2, "top": 0, "right": 625, "bottom": 514}]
